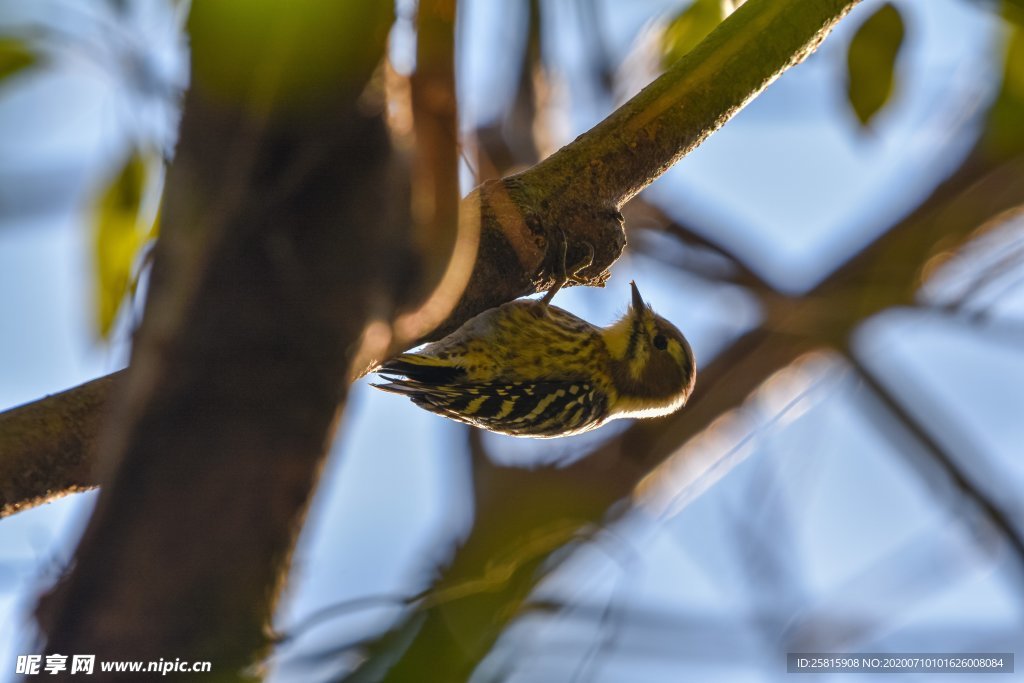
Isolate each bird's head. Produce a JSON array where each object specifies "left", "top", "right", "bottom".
[{"left": 602, "top": 281, "right": 697, "bottom": 418}]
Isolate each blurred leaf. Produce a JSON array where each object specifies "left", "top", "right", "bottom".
[
  {"left": 845, "top": 3, "right": 905, "bottom": 127},
  {"left": 92, "top": 150, "right": 161, "bottom": 338},
  {"left": 983, "top": 25, "right": 1024, "bottom": 157},
  {"left": 1005, "top": 0, "right": 1024, "bottom": 22},
  {"left": 661, "top": 0, "right": 728, "bottom": 68},
  {"left": 0, "top": 37, "right": 36, "bottom": 85},
  {"left": 964, "top": 0, "right": 1024, "bottom": 24},
  {"left": 189, "top": 0, "right": 393, "bottom": 114}
]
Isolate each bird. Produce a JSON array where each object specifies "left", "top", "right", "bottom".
[{"left": 373, "top": 281, "right": 696, "bottom": 438}]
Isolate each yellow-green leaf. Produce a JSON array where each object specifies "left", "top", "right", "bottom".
[
  {"left": 661, "top": 0, "right": 728, "bottom": 68},
  {"left": 188, "top": 0, "right": 394, "bottom": 114},
  {"left": 0, "top": 37, "right": 36, "bottom": 85},
  {"left": 92, "top": 150, "right": 161, "bottom": 338},
  {"left": 983, "top": 25, "right": 1024, "bottom": 158},
  {"left": 846, "top": 3, "right": 906, "bottom": 127},
  {"left": 1003, "top": 0, "right": 1024, "bottom": 24}
]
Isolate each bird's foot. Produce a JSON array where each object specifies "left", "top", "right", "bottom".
[{"left": 541, "top": 229, "right": 595, "bottom": 306}]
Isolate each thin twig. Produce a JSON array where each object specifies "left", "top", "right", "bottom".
[{"left": 849, "top": 356, "right": 1024, "bottom": 568}]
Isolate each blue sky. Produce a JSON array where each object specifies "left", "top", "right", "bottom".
[{"left": 1, "top": 1, "right": 1022, "bottom": 681}]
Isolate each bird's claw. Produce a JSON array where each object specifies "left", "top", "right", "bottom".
[{"left": 541, "top": 229, "right": 596, "bottom": 306}]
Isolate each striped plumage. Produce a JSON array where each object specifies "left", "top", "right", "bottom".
[{"left": 374, "top": 281, "right": 696, "bottom": 438}]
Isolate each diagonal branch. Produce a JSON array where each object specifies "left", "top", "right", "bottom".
[
  {"left": 0, "top": 0, "right": 865, "bottom": 519},
  {"left": 524, "top": 0, "right": 859, "bottom": 209},
  {"left": 848, "top": 354, "right": 1024, "bottom": 564},
  {"left": 0, "top": 371, "right": 120, "bottom": 518}
]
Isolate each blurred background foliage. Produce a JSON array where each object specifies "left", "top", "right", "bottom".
[
  {"left": 1, "top": 0, "right": 1023, "bottom": 682},
  {"left": 89, "top": 148, "right": 159, "bottom": 338},
  {"left": 845, "top": 2, "right": 905, "bottom": 126}
]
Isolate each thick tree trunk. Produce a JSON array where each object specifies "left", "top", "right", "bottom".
[{"left": 35, "top": 4, "right": 399, "bottom": 677}]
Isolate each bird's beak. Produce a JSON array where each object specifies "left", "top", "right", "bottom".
[{"left": 630, "top": 280, "right": 645, "bottom": 310}]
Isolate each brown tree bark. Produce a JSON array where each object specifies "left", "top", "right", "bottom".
[
  {"left": 0, "top": 372, "right": 119, "bottom": 518},
  {"left": 35, "top": 3, "right": 400, "bottom": 678}
]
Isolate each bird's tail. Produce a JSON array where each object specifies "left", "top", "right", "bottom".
[{"left": 377, "top": 354, "right": 465, "bottom": 385}]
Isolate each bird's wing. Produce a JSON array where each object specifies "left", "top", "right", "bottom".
[{"left": 372, "top": 378, "right": 609, "bottom": 438}]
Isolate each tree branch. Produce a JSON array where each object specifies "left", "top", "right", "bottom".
[
  {"left": 35, "top": 3, "right": 400, "bottom": 675},
  {"left": 0, "top": 0, "right": 865, "bottom": 518},
  {"left": 432, "top": 0, "right": 861, "bottom": 337},
  {"left": 0, "top": 372, "right": 119, "bottom": 518},
  {"left": 849, "top": 354, "right": 1024, "bottom": 562},
  {"left": 525, "top": 0, "right": 859, "bottom": 208}
]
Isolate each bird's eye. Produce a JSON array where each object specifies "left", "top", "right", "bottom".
[{"left": 653, "top": 334, "right": 668, "bottom": 350}]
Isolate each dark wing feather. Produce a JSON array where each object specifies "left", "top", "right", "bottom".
[{"left": 377, "top": 356, "right": 466, "bottom": 384}]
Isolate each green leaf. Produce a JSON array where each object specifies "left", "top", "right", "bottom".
[
  {"left": 980, "top": 0, "right": 1024, "bottom": 25},
  {"left": 92, "top": 150, "right": 161, "bottom": 338},
  {"left": 983, "top": 25, "right": 1024, "bottom": 157},
  {"left": 661, "top": 0, "right": 728, "bottom": 68},
  {"left": 845, "top": 3, "right": 906, "bottom": 127},
  {"left": 0, "top": 37, "right": 36, "bottom": 85},
  {"left": 188, "top": 0, "right": 394, "bottom": 114}
]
